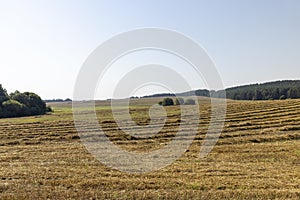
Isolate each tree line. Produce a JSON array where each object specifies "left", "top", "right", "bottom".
[
  {"left": 44, "top": 98, "right": 72, "bottom": 103},
  {"left": 142, "top": 80, "right": 300, "bottom": 100},
  {"left": 224, "top": 80, "right": 300, "bottom": 100},
  {"left": 0, "top": 84, "right": 51, "bottom": 118}
]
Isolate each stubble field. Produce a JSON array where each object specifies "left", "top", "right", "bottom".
[{"left": 0, "top": 97, "right": 299, "bottom": 199}]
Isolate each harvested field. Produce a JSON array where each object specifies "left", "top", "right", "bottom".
[{"left": 0, "top": 98, "right": 299, "bottom": 199}]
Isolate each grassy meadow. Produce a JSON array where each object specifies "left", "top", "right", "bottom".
[{"left": 0, "top": 98, "right": 299, "bottom": 199}]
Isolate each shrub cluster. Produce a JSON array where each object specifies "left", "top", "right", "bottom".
[
  {"left": 159, "top": 97, "right": 196, "bottom": 106},
  {"left": 0, "top": 84, "right": 49, "bottom": 118}
]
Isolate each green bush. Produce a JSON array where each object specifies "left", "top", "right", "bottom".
[
  {"left": 0, "top": 85, "right": 51, "bottom": 118},
  {"left": 162, "top": 98, "right": 174, "bottom": 106},
  {"left": 1, "top": 100, "right": 25, "bottom": 118},
  {"left": 46, "top": 106, "right": 53, "bottom": 112},
  {"left": 10, "top": 91, "right": 47, "bottom": 115}
]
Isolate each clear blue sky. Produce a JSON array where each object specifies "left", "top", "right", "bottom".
[{"left": 0, "top": 0, "right": 299, "bottom": 99}]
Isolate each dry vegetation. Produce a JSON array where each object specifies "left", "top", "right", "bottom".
[{"left": 0, "top": 98, "right": 299, "bottom": 199}]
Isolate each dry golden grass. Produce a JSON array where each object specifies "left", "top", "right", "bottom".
[{"left": 0, "top": 98, "right": 299, "bottom": 199}]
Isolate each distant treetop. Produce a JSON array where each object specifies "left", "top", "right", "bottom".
[{"left": 44, "top": 98, "right": 72, "bottom": 103}]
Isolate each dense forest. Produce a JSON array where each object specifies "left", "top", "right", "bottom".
[
  {"left": 224, "top": 80, "right": 300, "bottom": 100},
  {"left": 142, "top": 80, "right": 300, "bottom": 100},
  {"left": 0, "top": 84, "right": 50, "bottom": 118}
]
